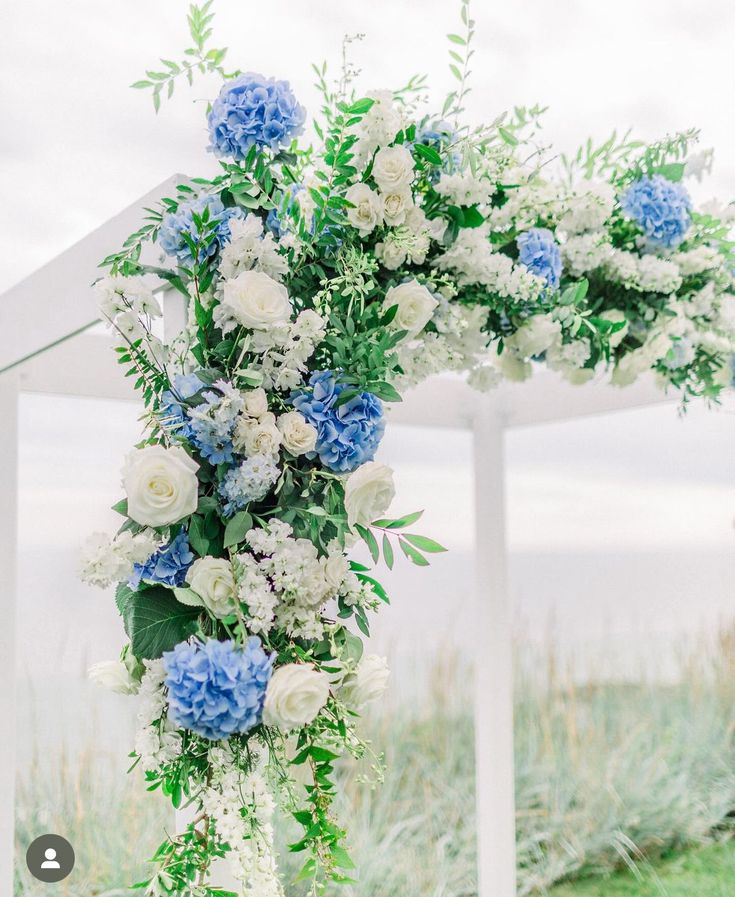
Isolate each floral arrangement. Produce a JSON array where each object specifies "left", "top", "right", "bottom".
[{"left": 81, "top": 2, "right": 735, "bottom": 895}]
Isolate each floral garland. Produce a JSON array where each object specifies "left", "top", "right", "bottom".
[{"left": 81, "top": 2, "right": 735, "bottom": 895}]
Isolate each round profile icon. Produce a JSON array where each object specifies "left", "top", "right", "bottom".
[{"left": 26, "top": 834, "right": 75, "bottom": 883}]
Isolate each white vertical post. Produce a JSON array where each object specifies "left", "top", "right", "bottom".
[
  {"left": 0, "top": 373, "right": 19, "bottom": 893},
  {"left": 472, "top": 401, "right": 516, "bottom": 897}
]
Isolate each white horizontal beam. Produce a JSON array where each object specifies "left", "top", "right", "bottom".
[
  {"left": 0, "top": 175, "right": 183, "bottom": 374},
  {"left": 9, "top": 333, "right": 673, "bottom": 428}
]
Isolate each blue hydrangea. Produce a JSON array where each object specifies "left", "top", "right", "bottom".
[
  {"left": 163, "top": 638, "right": 274, "bottom": 741},
  {"left": 517, "top": 228, "right": 563, "bottom": 289},
  {"left": 159, "top": 373, "right": 206, "bottom": 437},
  {"left": 129, "top": 531, "right": 194, "bottom": 590},
  {"left": 219, "top": 455, "right": 281, "bottom": 516},
  {"left": 159, "top": 195, "right": 245, "bottom": 264},
  {"left": 187, "top": 389, "right": 237, "bottom": 466},
  {"left": 207, "top": 73, "right": 306, "bottom": 160},
  {"left": 266, "top": 184, "right": 307, "bottom": 238},
  {"left": 291, "top": 371, "right": 385, "bottom": 473},
  {"left": 621, "top": 175, "right": 692, "bottom": 249}
]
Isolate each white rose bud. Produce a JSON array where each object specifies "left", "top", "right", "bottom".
[
  {"left": 263, "top": 663, "right": 330, "bottom": 730},
  {"left": 345, "top": 183, "right": 384, "bottom": 236},
  {"left": 88, "top": 660, "right": 139, "bottom": 695},
  {"left": 376, "top": 239, "right": 408, "bottom": 271},
  {"left": 341, "top": 654, "right": 390, "bottom": 709},
  {"left": 383, "top": 279, "right": 438, "bottom": 339},
  {"left": 277, "top": 411, "right": 318, "bottom": 456},
  {"left": 234, "top": 416, "right": 282, "bottom": 457},
  {"left": 122, "top": 445, "right": 199, "bottom": 528},
  {"left": 321, "top": 551, "right": 349, "bottom": 592},
  {"left": 344, "top": 461, "right": 395, "bottom": 530},
  {"left": 242, "top": 387, "right": 269, "bottom": 417},
  {"left": 222, "top": 270, "right": 292, "bottom": 330},
  {"left": 185, "top": 557, "right": 237, "bottom": 618},
  {"left": 372, "top": 145, "right": 415, "bottom": 193}
]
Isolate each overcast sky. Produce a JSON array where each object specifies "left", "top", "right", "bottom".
[{"left": 4, "top": 0, "right": 735, "bottom": 288}]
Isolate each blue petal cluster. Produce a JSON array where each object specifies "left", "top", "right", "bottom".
[
  {"left": 219, "top": 454, "right": 280, "bottom": 517},
  {"left": 517, "top": 227, "right": 563, "bottom": 289},
  {"left": 163, "top": 638, "right": 274, "bottom": 741},
  {"left": 159, "top": 373, "right": 205, "bottom": 437},
  {"left": 187, "top": 388, "right": 238, "bottom": 465},
  {"left": 291, "top": 371, "right": 385, "bottom": 473},
  {"left": 208, "top": 73, "right": 306, "bottom": 160},
  {"left": 621, "top": 175, "right": 692, "bottom": 249},
  {"left": 159, "top": 195, "right": 245, "bottom": 264},
  {"left": 129, "top": 531, "right": 194, "bottom": 590}
]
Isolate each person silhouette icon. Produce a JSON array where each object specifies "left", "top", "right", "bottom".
[{"left": 40, "top": 848, "right": 61, "bottom": 870}]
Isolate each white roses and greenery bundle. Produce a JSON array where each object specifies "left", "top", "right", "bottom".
[{"left": 80, "top": 1, "right": 735, "bottom": 894}]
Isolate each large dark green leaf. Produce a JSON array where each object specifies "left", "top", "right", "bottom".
[{"left": 121, "top": 585, "right": 200, "bottom": 660}]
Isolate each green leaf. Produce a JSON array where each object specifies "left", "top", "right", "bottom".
[
  {"left": 399, "top": 538, "right": 430, "bottom": 567},
  {"left": 372, "top": 510, "right": 424, "bottom": 529},
  {"left": 355, "top": 525, "right": 380, "bottom": 564},
  {"left": 173, "top": 587, "right": 204, "bottom": 607},
  {"left": 413, "top": 143, "right": 442, "bottom": 166},
  {"left": 369, "top": 380, "right": 402, "bottom": 403},
  {"left": 112, "top": 498, "right": 129, "bottom": 516},
  {"left": 447, "top": 33, "right": 466, "bottom": 45},
  {"left": 188, "top": 515, "right": 209, "bottom": 556},
  {"left": 382, "top": 534, "right": 394, "bottom": 569},
  {"left": 498, "top": 126, "right": 519, "bottom": 146},
  {"left": 403, "top": 533, "right": 448, "bottom": 553},
  {"left": 122, "top": 586, "right": 200, "bottom": 659},
  {"left": 346, "top": 97, "right": 375, "bottom": 115},
  {"left": 653, "top": 162, "right": 686, "bottom": 182},
  {"left": 223, "top": 511, "right": 253, "bottom": 548}
]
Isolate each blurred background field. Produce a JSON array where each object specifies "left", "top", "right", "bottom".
[{"left": 14, "top": 629, "right": 735, "bottom": 896}]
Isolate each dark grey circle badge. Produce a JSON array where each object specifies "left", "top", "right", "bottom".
[{"left": 26, "top": 834, "right": 75, "bottom": 883}]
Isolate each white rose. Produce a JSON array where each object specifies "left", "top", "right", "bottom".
[
  {"left": 506, "top": 315, "right": 562, "bottom": 359},
  {"left": 342, "top": 654, "right": 390, "bottom": 709},
  {"left": 599, "top": 309, "right": 629, "bottom": 348},
  {"left": 345, "top": 183, "right": 384, "bottom": 236},
  {"left": 222, "top": 270, "right": 292, "bottom": 330},
  {"left": 344, "top": 461, "right": 395, "bottom": 530},
  {"left": 277, "top": 411, "right": 318, "bottom": 456},
  {"left": 383, "top": 280, "right": 438, "bottom": 339},
  {"left": 242, "top": 387, "right": 269, "bottom": 417},
  {"left": 186, "top": 557, "right": 236, "bottom": 618},
  {"left": 234, "top": 415, "right": 282, "bottom": 457},
  {"left": 263, "top": 663, "right": 330, "bottom": 730},
  {"left": 321, "top": 551, "right": 349, "bottom": 591},
  {"left": 372, "top": 145, "right": 415, "bottom": 193},
  {"left": 381, "top": 189, "right": 413, "bottom": 227},
  {"left": 376, "top": 239, "right": 408, "bottom": 271},
  {"left": 88, "top": 660, "right": 138, "bottom": 695},
  {"left": 122, "top": 445, "right": 199, "bottom": 527}
]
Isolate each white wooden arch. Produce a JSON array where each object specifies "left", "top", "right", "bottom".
[{"left": 0, "top": 177, "right": 671, "bottom": 896}]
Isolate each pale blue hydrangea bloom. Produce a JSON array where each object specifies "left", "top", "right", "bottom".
[
  {"left": 291, "top": 371, "right": 385, "bottom": 473},
  {"left": 186, "top": 383, "right": 242, "bottom": 466},
  {"left": 517, "top": 228, "right": 563, "bottom": 290},
  {"left": 621, "top": 175, "right": 692, "bottom": 249},
  {"left": 219, "top": 455, "right": 280, "bottom": 516},
  {"left": 163, "top": 638, "right": 274, "bottom": 741},
  {"left": 129, "top": 531, "right": 193, "bottom": 590},
  {"left": 208, "top": 73, "right": 306, "bottom": 160},
  {"left": 159, "top": 373, "right": 205, "bottom": 437},
  {"left": 159, "top": 195, "right": 245, "bottom": 264}
]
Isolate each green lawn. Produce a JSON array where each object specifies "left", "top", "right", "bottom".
[{"left": 548, "top": 841, "right": 735, "bottom": 897}]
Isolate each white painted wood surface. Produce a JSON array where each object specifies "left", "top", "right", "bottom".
[{"left": 0, "top": 374, "right": 19, "bottom": 895}]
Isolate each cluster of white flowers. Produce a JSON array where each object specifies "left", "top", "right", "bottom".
[
  {"left": 202, "top": 745, "right": 283, "bottom": 897},
  {"left": 605, "top": 249, "right": 683, "bottom": 295},
  {"left": 246, "top": 309, "right": 327, "bottom": 391},
  {"left": 79, "top": 529, "right": 160, "bottom": 589},
  {"left": 345, "top": 144, "right": 416, "bottom": 237},
  {"left": 561, "top": 233, "right": 612, "bottom": 277},
  {"left": 558, "top": 180, "right": 615, "bottom": 235},
  {"left": 134, "top": 660, "right": 182, "bottom": 772},
  {"left": 675, "top": 245, "right": 722, "bottom": 276},
  {"left": 235, "top": 521, "right": 353, "bottom": 639},
  {"left": 485, "top": 170, "right": 564, "bottom": 232},
  {"left": 95, "top": 275, "right": 164, "bottom": 356},
  {"left": 434, "top": 226, "right": 546, "bottom": 301},
  {"left": 349, "top": 89, "right": 403, "bottom": 168},
  {"left": 435, "top": 171, "right": 496, "bottom": 207},
  {"left": 218, "top": 214, "right": 289, "bottom": 281}
]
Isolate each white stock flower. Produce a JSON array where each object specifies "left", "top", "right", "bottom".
[
  {"left": 186, "top": 557, "right": 237, "bottom": 618},
  {"left": 372, "top": 145, "right": 415, "bottom": 193},
  {"left": 122, "top": 445, "right": 199, "bottom": 527},
  {"left": 344, "top": 461, "right": 396, "bottom": 529},
  {"left": 263, "top": 663, "right": 330, "bottom": 730},
  {"left": 383, "top": 280, "right": 438, "bottom": 338},
  {"left": 505, "top": 315, "right": 562, "bottom": 359},
  {"left": 345, "top": 183, "right": 383, "bottom": 236},
  {"left": 277, "top": 410, "right": 318, "bottom": 456},
  {"left": 88, "top": 660, "right": 139, "bottom": 695},
  {"left": 341, "top": 654, "right": 390, "bottom": 709},
  {"left": 222, "top": 270, "right": 292, "bottom": 330}
]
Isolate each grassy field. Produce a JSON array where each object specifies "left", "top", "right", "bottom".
[
  {"left": 548, "top": 840, "right": 735, "bottom": 897},
  {"left": 14, "top": 632, "right": 735, "bottom": 896}
]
